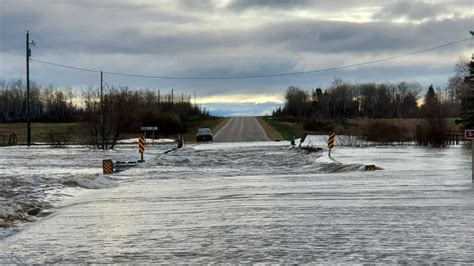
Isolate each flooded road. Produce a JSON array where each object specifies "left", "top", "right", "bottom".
[{"left": 0, "top": 142, "right": 473, "bottom": 263}]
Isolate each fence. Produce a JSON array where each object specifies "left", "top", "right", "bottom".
[
  {"left": 416, "top": 125, "right": 463, "bottom": 146},
  {"left": 0, "top": 133, "right": 17, "bottom": 145}
]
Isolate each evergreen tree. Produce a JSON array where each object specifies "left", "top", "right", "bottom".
[
  {"left": 422, "top": 85, "right": 446, "bottom": 147},
  {"left": 458, "top": 60, "right": 474, "bottom": 129}
]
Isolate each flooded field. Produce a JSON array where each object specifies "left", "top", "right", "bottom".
[{"left": 0, "top": 141, "right": 473, "bottom": 263}]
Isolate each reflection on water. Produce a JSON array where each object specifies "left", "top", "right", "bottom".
[{"left": 0, "top": 143, "right": 473, "bottom": 263}]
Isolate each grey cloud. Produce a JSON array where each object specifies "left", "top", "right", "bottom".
[
  {"left": 2, "top": 8, "right": 469, "bottom": 57},
  {"left": 0, "top": 0, "right": 200, "bottom": 55},
  {"left": 255, "top": 18, "right": 471, "bottom": 54},
  {"left": 1, "top": 0, "right": 470, "bottom": 102},
  {"left": 374, "top": 1, "right": 447, "bottom": 20},
  {"left": 225, "top": 0, "right": 388, "bottom": 12},
  {"left": 176, "top": 0, "right": 217, "bottom": 10},
  {"left": 1, "top": 0, "right": 469, "bottom": 59},
  {"left": 226, "top": 0, "right": 313, "bottom": 11},
  {"left": 74, "top": 0, "right": 153, "bottom": 9}
]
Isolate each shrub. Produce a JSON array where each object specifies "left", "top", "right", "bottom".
[
  {"left": 363, "top": 121, "right": 409, "bottom": 143},
  {"left": 302, "top": 119, "right": 333, "bottom": 132},
  {"left": 139, "top": 112, "right": 184, "bottom": 135}
]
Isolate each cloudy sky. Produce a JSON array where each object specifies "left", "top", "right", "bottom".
[{"left": 0, "top": 0, "right": 472, "bottom": 116}]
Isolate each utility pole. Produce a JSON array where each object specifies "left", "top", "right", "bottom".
[
  {"left": 100, "top": 71, "right": 105, "bottom": 150},
  {"left": 26, "top": 30, "right": 35, "bottom": 146},
  {"left": 467, "top": 31, "right": 474, "bottom": 182}
]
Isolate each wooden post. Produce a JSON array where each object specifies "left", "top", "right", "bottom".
[
  {"left": 152, "top": 129, "right": 155, "bottom": 146},
  {"left": 466, "top": 130, "right": 474, "bottom": 183},
  {"left": 416, "top": 125, "right": 421, "bottom": 146}
]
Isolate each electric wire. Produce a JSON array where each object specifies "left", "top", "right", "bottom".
[{"left": 30, "top": 37, "right": 472, "bottom": 80}]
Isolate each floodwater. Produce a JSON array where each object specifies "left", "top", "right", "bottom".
[{"left": 0, "top": 139, "right": 473, "bottom": 264}]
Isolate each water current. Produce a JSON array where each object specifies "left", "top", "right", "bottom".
[{"left": 0, "top": 140, "right": 473, "bottom": 263}]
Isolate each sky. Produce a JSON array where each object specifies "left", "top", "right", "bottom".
[{"left": 0, "top": 0, "right": 473, "bottom": 116}]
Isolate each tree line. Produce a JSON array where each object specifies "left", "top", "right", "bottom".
[
  {"left": 0, "top": 80, "right": 79, "bottom": 122},
  {"left": 273, "top": 79, "right": 459, "bottom": 120},
  {"left": 273, "top": 57, "right": 473, "bottom": 121},
  {"left": 81, "top": 86, "right": 209, "bottom": 149},
  {"left": 0, "top": 80, "right": 210, "bottom": 148},
  {"left": 272, "top": 57, "right": 474, "bottom": 147}
]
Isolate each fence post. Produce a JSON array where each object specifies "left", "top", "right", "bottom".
[{"left": 416, "top": 125, "right": 421, "bottom": 146}]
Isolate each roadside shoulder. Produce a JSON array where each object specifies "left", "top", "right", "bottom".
[{"left": 257, "top": 117, "right": 284, "bottom": 141}]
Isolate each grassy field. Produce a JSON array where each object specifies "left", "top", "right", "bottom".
[
  {"left": 0, "top": 123, "right": 79, "bottom": 145},
  {"left": 0, "top": 117, "right": 226, "bottom": 145},
  {"left": 261, "top": 117, "right": 304, "bottom": 140},
  {"left": 256, "top": 117, "right": 284, "bottom": 141},
  {"left": 261, "top": 117, "right": 463, "bottom": 142},
  {"left": 1, "top": 117, "right": 462, "bottom": 145}
]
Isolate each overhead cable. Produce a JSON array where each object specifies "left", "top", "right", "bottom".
[{"left": 30, "top": 37, "right": 472, "bottom": 80}]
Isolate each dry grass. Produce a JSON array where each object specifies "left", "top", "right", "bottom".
[
  {"left": 0, "top": 118, "right": 227, "bottom": 145},
  {"left": 347, "top": 118, "right": 462, "bottom": 137},
  {"left": 267, "top": 117, "right": 463, "bottom": 145},
  {"left": 256, "top": 117, "right": 284, "bottom": 141},
  {"left": 0, "top": 123, "right": 80, "bottom": 144},
  {"left": 261, "top": 117, "right": 305, "bottom": 140}
]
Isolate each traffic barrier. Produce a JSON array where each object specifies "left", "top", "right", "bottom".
[
  {"left": 138, "top": 135, "right": 145, "bottom": 162},
  {"left": 328, "top": 132, "right": 336, "bottom": 149},
  {"left": 327, "top": 131, "right": 336, "bottom": 157},
  {"left": 103, "top": 159, "right": 113, "bottom": 175},
  {"left": 102, "top": 159, "right": 137, "bottom": 175}
]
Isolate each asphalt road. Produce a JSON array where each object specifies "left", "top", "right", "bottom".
[{"left": 213, "top": 117, "right": 271, "bottom": 142}]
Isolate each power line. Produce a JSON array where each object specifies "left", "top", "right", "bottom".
[
  {"left": 30, "top": 58, "right": 100, "bottom": 73},
  {"left": 30, "top": 37, "right": 472, "bottom": 80}
]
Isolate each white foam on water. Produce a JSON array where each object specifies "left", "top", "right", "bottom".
[
  {"left": 117, "top": 138, "right": 175, "bottom": 144},
  {"left": 193, "top": 141, "right": 291, "bottom": 151},
  {"left": 62, "top": 175, "right": 118, "bottom": 189}
]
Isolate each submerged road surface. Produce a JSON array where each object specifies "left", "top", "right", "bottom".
[
  {"left": 0, "top": 145, "right": 473, "bottom": 264},
  {"left": 214, "top": 116, "right": 270, "bottom": 142}
]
